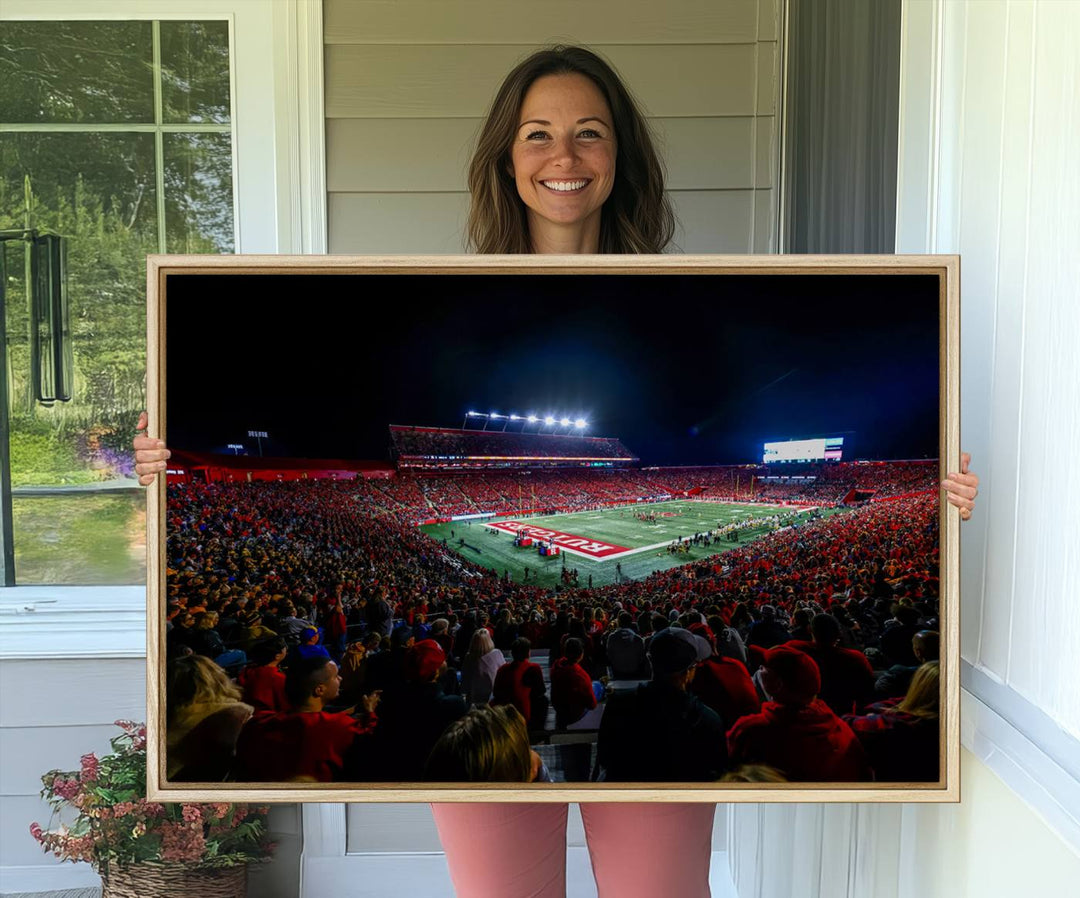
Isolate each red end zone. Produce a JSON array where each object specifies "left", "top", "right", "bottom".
[{"left": 486, "top": 521, "right": 630, "bottom": 559}]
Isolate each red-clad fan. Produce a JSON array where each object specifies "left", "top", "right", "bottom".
[
  {"left": 235, "top": 655, "right": 379, "bottom": 782},
  {"left": 550, "top": 637, "right": 598, "bottom": 728},
  {"left": 726, "top": 645, "right": 870, "bottom": 782},
  {"left": 686, "top": 623, "right": 760, "bottom": 727},
  {"left": 492, "top": 637, "right": 549, "bottom": 730},
  {"left": 785, "top": 613, "right": 875, "bottom": 715},
  {"left": 237, "top": 636, "right": 288, "bottom": 712}
]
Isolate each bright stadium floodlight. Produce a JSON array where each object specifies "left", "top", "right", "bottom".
[
  {"left": 527, "top": 415, "right": 538, "bottom": 422},
  {"left": 575, "top": 419, "right": 586, "bottom": 428},
  {"left": 509, "top": 414, "right": 520, "bottom": 420},
  {"left": 544, "top": 416, "right": 555, "bottom": 426},
  {"left": 560, "top": 417, "right": 571, "bottom": 426}
]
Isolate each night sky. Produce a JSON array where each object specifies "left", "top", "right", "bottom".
[{"left": 165, "top": 273, "right": 940, "bottom": 465}]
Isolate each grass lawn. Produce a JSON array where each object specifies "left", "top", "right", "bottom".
[
  {"left": 12, "top": 493, "right": 146, "bottom": 585},
  {"left": 420, "top": 500, "right": 849, "bottom": 589}
]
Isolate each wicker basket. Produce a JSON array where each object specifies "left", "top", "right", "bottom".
[{"left": 100, "top": 862, "right": 247, "bottom": 898}]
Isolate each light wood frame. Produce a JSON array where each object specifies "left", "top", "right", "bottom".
[{"left": 146, "top": 253, "right": 960, "bottom": 803}]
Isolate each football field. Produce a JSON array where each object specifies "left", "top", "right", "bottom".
[{"left": 420, "top": 500, "right": 848, "bottom": 589}]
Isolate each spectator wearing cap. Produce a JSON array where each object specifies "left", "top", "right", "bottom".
[
  {"left": 371, "top": 639, "right": 467, "bottom": 781},
  {"left": 785, "top": 613, "right": 875, "bottom": 715},
  {"left": 874, "top": 630, "right": 940, "bottom": 699},
  {"left": 551, "top": 637, "right": 598, "bottom": 728},
  {"left": 687, "top": 624, "right": 761, "bottom": 726},
  {"left": 605, "top": 611, "right": 651, "bottom": 680},
  {"left": 726, "top": 645, "right": 871, "bottom": 782},
  {"left": 492, "top": 638, "right": 549, "bottom": 730},
  {"left": 598, "top": 628, "right": 728, "bottom": 782},
  {"left": 239, "top": 609, "right": 277, "bottom": 653},
  {"left": 294, "top": 627, "right": 331, "bottom": 661},
  {"left": 235, "top": 654, "right": 379, "bottom": 783}
]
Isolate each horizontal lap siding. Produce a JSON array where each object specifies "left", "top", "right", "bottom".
[
  {"left": 324, "top": 0, "right": 780, "bottom": 255},
  {"left": 0, "top": 658, "right": 146, "bottom": 867},
  {"left": 324, "top": 1, "right": 761, "bottom": 46}
]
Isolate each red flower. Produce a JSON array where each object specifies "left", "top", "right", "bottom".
[{"left": 80, "top": 753, "right": 100, "bottom": 782}]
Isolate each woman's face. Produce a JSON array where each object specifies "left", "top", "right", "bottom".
[{"left": 509, "top": 73, "right": 616, "bottom": 242}]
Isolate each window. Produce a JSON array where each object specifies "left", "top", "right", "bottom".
[{"left": 0, "top": 19, "right": 234, "bottom": 584}]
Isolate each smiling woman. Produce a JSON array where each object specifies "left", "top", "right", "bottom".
[
  {"left": 509, "top": 73, "right": 617, "bottom": 252},
  {"left": 466, "top": 45, "right": 674, "bottom": 254}
]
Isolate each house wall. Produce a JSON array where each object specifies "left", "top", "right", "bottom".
[{"left": 323, "top": 0, "right": 782, "bottom": 253}]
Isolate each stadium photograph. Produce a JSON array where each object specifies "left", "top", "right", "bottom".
[{"left": 154, "top": 265, "right": 950, "bottom": 795}]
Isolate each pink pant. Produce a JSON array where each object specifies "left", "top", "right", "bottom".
[{"left": 431, "top": 802, "right": 716, "bottom": 898}]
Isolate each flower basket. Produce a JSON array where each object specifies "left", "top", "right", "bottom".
[
  {"left": 31, "top": 721, "right": 273, "bottom": 889},
  {"left": 101, "top": 862, "right": 247, "bottom": 898}
]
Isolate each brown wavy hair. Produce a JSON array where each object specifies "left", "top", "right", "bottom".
[
  {"left": 424, "top": 704, "right": 533, "bottom": 782},
  {"left": 467, "top": 45, "right": 675, "bottom": 254}
]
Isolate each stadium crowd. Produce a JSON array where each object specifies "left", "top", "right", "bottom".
[
  {"left": 313, "top": 461, "right": 940, "bottom": 524},
  {"left": 165, "top": 470, "right": 943, "bottom": 786}
]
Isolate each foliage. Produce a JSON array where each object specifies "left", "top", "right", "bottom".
[{"left": 30, "top": 721, "right": 274, "bottom": 874}]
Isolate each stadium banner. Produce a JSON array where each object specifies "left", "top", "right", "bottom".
[{"left": 147, "top": 254, "right": 961, "bottom": 806}]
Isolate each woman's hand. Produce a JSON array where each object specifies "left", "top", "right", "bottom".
[
  {"left": 133, "top": 411, "right": 170, "bottom": 486},
  {"left": 942, "top": 452, "right": 979, "bottom": 521}
]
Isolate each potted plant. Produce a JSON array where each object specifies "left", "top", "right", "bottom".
[{"left": 30, "top": 720, "right": 273, "bottom": 897}]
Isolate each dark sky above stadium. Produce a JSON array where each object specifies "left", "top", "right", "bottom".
[{"left": 166, "top": 273, "right": 940, "bottom": 465}]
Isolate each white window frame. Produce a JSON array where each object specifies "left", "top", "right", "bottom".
[{"left": 0, "top": 0, "right": 325, "bottom": 644}]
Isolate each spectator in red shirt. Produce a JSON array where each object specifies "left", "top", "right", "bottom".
[
  {"left": 550, "top": 638, "right": 598, "bottom": 728},
  {"left": 727, "top": 645, "right": 871, "bottom": 782},
  {"left": 785, "top": 613, "right": 875, "bottom": 715},
  {"left": 492, "top": 637, "right": 549, "bottom": 730},
  {"left": 686, "top": 624, "right": 760, "bottom": 727},
  {"left": 235, "top": 655, "right": 379, "bottom": 782},
  {"left": 238, "top": 636, "right": 288, "bottom": 712}
]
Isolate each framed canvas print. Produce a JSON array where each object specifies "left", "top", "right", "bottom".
[{"left": 145, "top": 254, "right": 960, "bottom": 803}]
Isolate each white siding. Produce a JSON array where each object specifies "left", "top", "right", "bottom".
[{"left": 324, "top": 0, "right": 782, "bottom": 254}]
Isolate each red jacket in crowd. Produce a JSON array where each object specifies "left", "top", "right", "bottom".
[
  {"left": 690, "top": 656, "right": 761, "bottom": 728},
  {"left": 492, "top": 659, "right": 548, "bottom": 729},
  {"left": 237, "top": 664, "right": 288, "bottom": 713},
  {"left": 726, "top": 699, "right": 871, "bottom": 782},
  {"left": 785, "top": 640, "right": 875, "bottom": 716},
  {"left": 550, "top": 658, "right": 597, "bottom": 728},
  {"left": 235, "top": 709, "right": 377, "bottom": 782}
]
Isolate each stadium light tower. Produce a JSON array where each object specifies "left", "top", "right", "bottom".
[
  {"left": 575, "top": 418, "right": 587, "bottom": 429},
  {"left": 462, "top": 410, "right": 481, "bottom": 429}
]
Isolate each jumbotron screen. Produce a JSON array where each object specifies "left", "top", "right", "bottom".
[{"left": 763, "top": 436, "right": 844, "bottom": 464}]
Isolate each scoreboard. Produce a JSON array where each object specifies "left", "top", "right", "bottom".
[{"left": 763, "top": 436, "right": 844, "bottom": 464}]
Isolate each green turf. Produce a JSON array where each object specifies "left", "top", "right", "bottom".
[{"left": 420, "top": 500, "right": 849, "bottom": 589}]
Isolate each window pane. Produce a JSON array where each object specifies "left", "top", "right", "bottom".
[
  {"left": 160, "top": 20, "right": 232, "bottom": 124},
  {"left": 0, "top": 21, "right": 154, "bottom": 124},
  {"left": 12, "top": 494, "right": 146, "bottom": 585},
  {"left": 164, "top": 132, "right": 235, "bottom": 252},
  {"left": 2, "top": 132, "right": 155, "bottom": 584}
]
